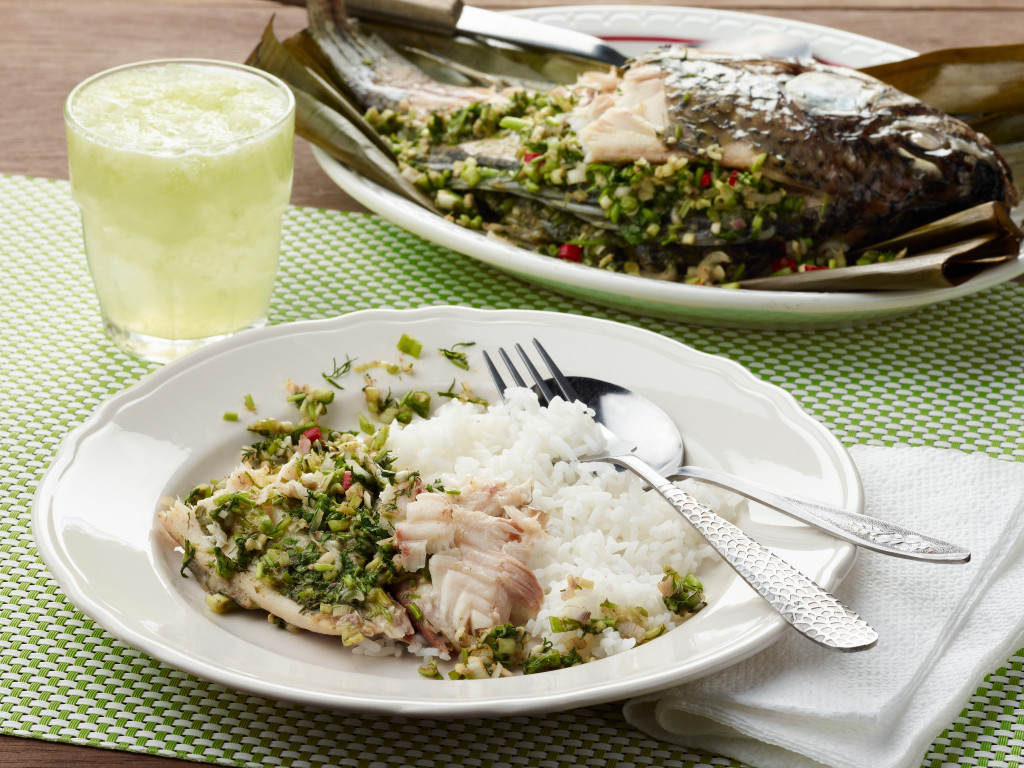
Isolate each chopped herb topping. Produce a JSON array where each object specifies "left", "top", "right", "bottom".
[
  {"left": 365, "top": 82, "right": 839, "bottom": 284},
  {"left": 660, "top": 567, "right": 707, "bottom": 615},
  {"left": 437, "top": 379, "right": 487, "bottom": 406},
  {"left": 523, "top": 639, "right": 583, "bottom": 674},
  {"left": 439, "top": 341, "right": 475, "bottom": 370}
]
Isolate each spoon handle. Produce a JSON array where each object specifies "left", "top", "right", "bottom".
[
  {"left": 602, "top": 455, "right": 878, "bottom": 652},
  {"left": 670, "top": 466, "right": 970, "bottom": 563}
]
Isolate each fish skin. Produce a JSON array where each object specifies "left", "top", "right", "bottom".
[{"left": 638, "top": 47, "right": 1017, "bottom": 243}]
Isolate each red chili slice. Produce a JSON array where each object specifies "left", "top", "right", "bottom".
[
  {"left": 728, "top": 170, "right": 739, "bottom": 187},
  {"left": 303, "top": 427, "right": 322, "bottom": 442},
  {"left": 700, "top": 171, "right": 712, "bottom": 187},
  {"left": 523, "top": 152, "right": 543, "bottom": 163},
  {"left": 557, "top": 243, "right": 583, "bottom": 262},
  {"left": 772, "top": 257, "right": 797, "bottom": 273}
]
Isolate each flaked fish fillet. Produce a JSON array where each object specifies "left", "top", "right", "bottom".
[{"left": 393, "top": 482, "right": 547, "bottom": 650}]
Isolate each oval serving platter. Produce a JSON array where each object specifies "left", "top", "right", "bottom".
[{"left": 313, "top": 6, "right": 1024, "bottom": 329}]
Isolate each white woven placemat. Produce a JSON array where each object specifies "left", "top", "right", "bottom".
[{"left": 2, "top": 172, "right": 1022, "bottom": 766}]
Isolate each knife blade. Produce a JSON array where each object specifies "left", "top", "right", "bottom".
[{"left": 343, "top": 0, "right": 627, "bottom": 66}]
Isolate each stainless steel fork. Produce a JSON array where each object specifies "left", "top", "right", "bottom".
[{"left": 483, "top": 340, "right": 879, "bottom": 652}]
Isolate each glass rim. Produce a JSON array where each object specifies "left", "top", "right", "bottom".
[{"left": 64, "top": 57, "right": 296, "bottom": 153}]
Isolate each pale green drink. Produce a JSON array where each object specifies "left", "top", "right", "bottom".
[{"left": 65, "top": 59, "right": 295, "bottom": 361}]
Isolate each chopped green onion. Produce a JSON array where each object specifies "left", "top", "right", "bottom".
[
  {"left": 358, "top": 413, "right": 375, "bottom": 434},
  {"left": 399, "top": 390, "right": 431, "bottom": 418},
  {"left": 498, "top": 116, "right": 531, "bottom": 131},
  {"left": 397, "top": 334, "right": 423, "bottom": 358},
  {"left": 418, "top": 660, "right": 443, "bottom": 679},
  {"left": 213, "top": 547, "right": 233, "bottom": 578},
  {"left": 661, "top": 567, "right": 707, "bottom": 614},
  {"left": 179, "top": 540, "right": 196, "bottom": 577},
  {"left": 205, "top": 593, "right": 234, "bottom": 614}
]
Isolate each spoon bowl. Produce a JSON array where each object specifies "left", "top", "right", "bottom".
[{"left": 561, "top": 376, "right": 683, "bottom": 476}]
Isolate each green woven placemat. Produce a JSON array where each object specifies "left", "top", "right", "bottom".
[{"left": 2, "top": 172, "right": 1023, "bottom": 767}]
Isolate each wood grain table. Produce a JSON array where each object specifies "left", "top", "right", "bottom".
[{"left": 3, "top": 0, "right": 1023, "bottom": 765}]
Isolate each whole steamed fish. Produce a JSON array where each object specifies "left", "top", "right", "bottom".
[{"left": 270, "top": 3, "right": 1017, "bottom": 285}]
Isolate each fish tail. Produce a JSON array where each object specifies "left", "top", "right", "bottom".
[
  {"left": 307, "top": 0, "right": 495, "bottom": 113},
  {"left": 307, "top": 0, "right": 439, "bottom": 111}
]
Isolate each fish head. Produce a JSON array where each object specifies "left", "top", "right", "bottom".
[
  {"left": 782, "top": 67, "right": 1018, "bottom": 213},
  {"left": 635, "top": 49, "right": 1017, "bottom": 243}
]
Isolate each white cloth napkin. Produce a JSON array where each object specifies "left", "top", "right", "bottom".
[{"left": 623, "top": 445, "right": 1024, "bottom": 768}]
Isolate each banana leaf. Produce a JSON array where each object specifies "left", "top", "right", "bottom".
[
  {"left": 998, "top": 142, "right": 1024, "bottom": 192},
  {"left": 247, "top": 18, "right": 437, "bottom": 211},
  {"left": 248, "top": 20, "right": 392, "bottom": 157},
  {"left": 970, "top": 113, "right": 1024, "bottom": 145},
  {"left": 739, "top": 202, "right": 1022, "bottom": 291},
  {"left": 861, "top": 45, "right": 1024, "bottom": 118}
]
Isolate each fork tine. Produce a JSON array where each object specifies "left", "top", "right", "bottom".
[
  {"left": 531, "top": 339, "right": 580, "bottom": 404},
  {"left": 514, "top": 343, "right": 556, "bottom": 404},
  {"left": 498, "top": 347, "right": 529, "bottom": 389},
  {"left": 497, "top": 346, "right": 553, "bottom": 405},
  {"left": 481, "top": 351, "right": 508, "bottom": 401}
]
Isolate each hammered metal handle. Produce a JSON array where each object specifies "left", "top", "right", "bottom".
[
  {"left": 671, "top": 465, "right": 970, "bottom": 563},
  {"left": 606, "top": 455, "right": 878, "bottom": 652}
]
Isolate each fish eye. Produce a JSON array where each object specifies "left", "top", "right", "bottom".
[
  {"left": 907, "top": 129, "right": 945, "bottom": 152},
  {"left": 888, "top": 120, "right": 951, "bottom": 156}
]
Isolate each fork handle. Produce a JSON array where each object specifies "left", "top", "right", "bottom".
[
  {"left": 670, "top": 465, "right": 970, "bottom": 563},
  {"left": 602, "top": 455, "right": 878, "bottom": 652}
]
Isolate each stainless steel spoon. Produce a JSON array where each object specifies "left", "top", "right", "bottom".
[{"left": 540, "top": 375, "right": 970, "bottom": 564}]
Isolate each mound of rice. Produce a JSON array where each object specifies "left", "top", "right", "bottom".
[{"left": 388, "top": 387, "right": 742, "bottom": 661}]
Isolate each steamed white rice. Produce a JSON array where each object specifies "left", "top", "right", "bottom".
[{"left": 388, "top": 387, "right": 742, "bottom": 661}]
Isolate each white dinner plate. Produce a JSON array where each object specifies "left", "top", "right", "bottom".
[
  {"left": 32, "top": 307, "right": 859, "bottom": 715},
  {"left": 313, "top": 5, "right": 1024, "bottom": 329}
]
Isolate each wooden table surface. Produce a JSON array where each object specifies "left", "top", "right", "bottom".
[{"left": 4, "top": 0, "right": 1023, "bottom": 765}]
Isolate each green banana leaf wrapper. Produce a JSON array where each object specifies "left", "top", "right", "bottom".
[{"left": 740, "top": 202, "right": 1022, "bottom": 291}]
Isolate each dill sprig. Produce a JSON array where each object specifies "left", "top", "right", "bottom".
[{"left": 322, "top": 354, "right": 357, "bottom": 389}]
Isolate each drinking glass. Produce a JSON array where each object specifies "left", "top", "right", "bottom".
[{"left": 64, "top": 59, "right": 295, "bottom": 362}]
